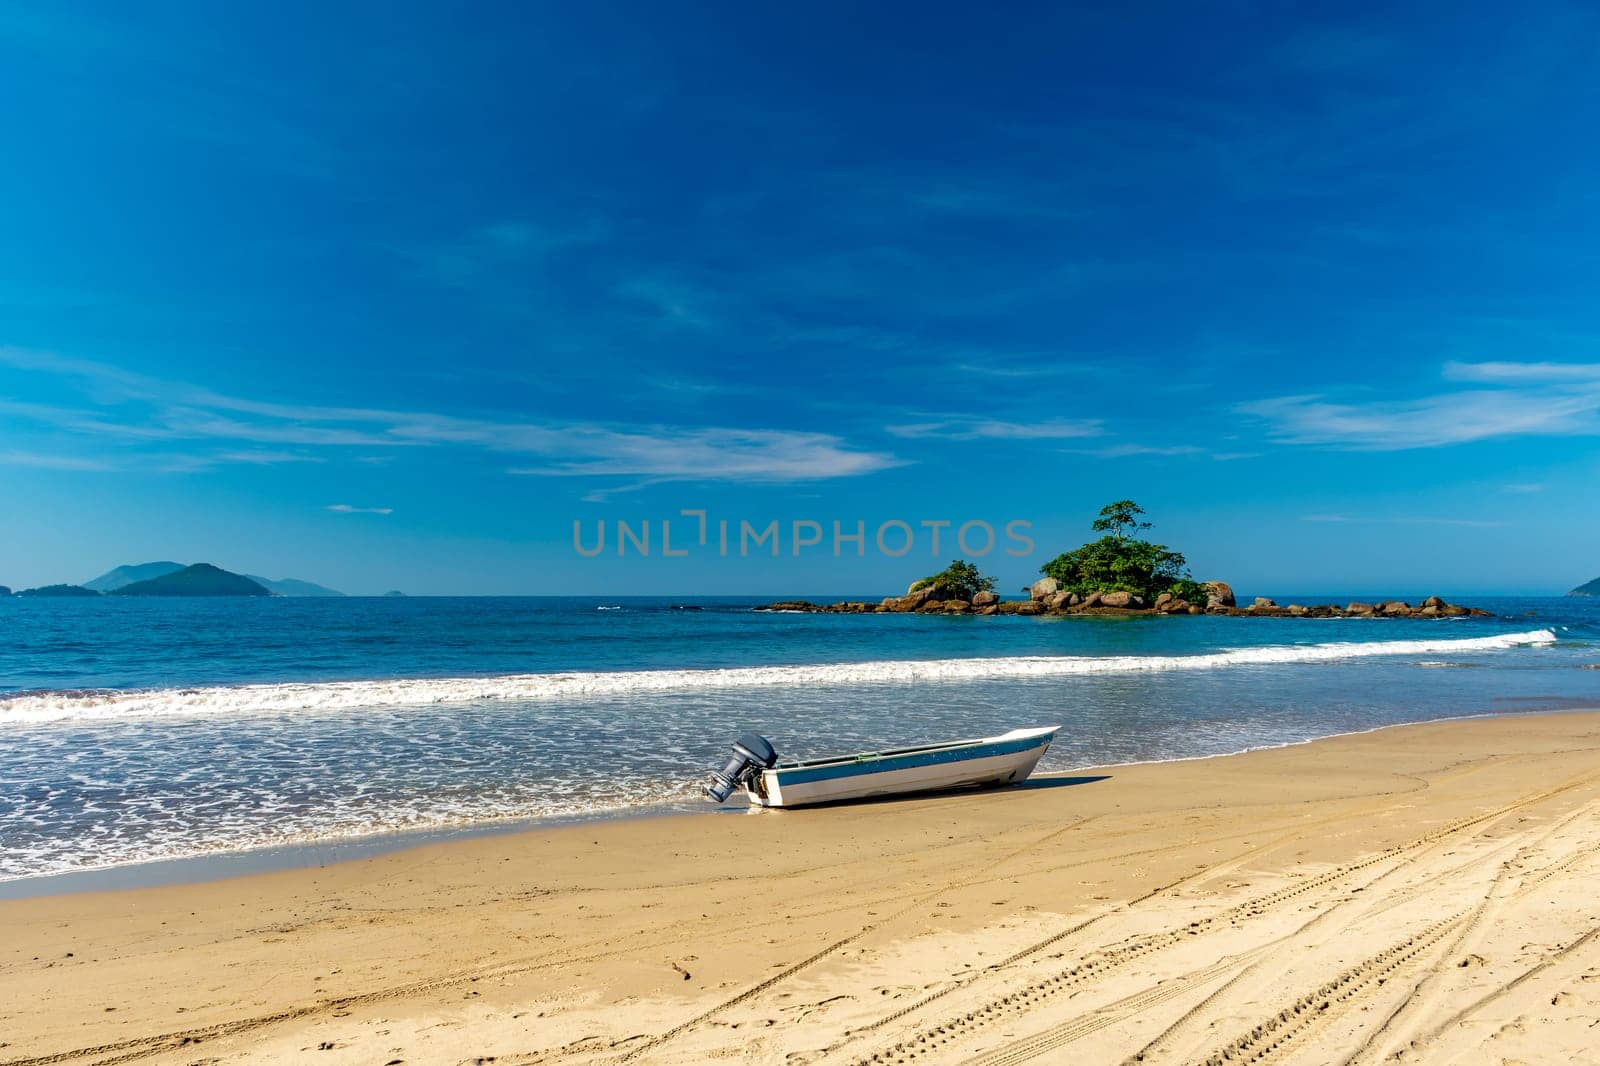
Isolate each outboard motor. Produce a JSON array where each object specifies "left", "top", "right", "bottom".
[{"left": 705, "top": 733, "right": 778, "bottom": 802}]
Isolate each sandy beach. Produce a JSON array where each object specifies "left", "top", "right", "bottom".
[{"left": 4, "top": 711, "right": 1600, "bottom": 1066}]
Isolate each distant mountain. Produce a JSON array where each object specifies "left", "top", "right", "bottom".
[
  {"left": 1571, "top": 576, "right": 1600, "bottom": 597},
  {"left": 112, "top": 564, "right": 270, "bottom": 597},
  {"left": 382, "top": 590, "right": 407, "bottom": 597},
  {"left": 246, "top": 575, "right": 345, "bottom": 597},
  {"left": 0, "top": 585, "right": 10, "bottom": 597},
  {"left": 84, "top": 561, "right": 186, "bottom": 593},
  {"left": 18, "top": 584, "right": 101, "bottom": 597},
  {"left": 84, "top": 561, "right": 342, "bottom": 597}
]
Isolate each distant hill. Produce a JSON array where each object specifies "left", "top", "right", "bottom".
[
  {"left": 112, "top": 564, "right": 270, "bottom": 597},
  {"left": 382, "top": 590, "right": 407, "bottom": 597},
  {"left": 246, "top": 575, "right": 344, "bottom": 597},
  {"left": 18, "top": 584, "right": 101, "bottom": 597},
  {"left": 84, "top": 561, "right": 342, "bottom": 597},
  {"left": 1571, "top": 576, "right": 1600, "bottom": 597},
  {"left": 0, "top": 585, "right": 10, "bottom": 597},
  {"left": 84, "top": 561, "right": 186, "bottom": 593}
]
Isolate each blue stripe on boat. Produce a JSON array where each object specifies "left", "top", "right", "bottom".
[{"left": 775, "top": 735, "right": 1049, "bottom": 786}]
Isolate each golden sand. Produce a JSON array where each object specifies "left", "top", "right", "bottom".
[{"left": 5, "top": 711, "right": 1600, "bottom": 1065}]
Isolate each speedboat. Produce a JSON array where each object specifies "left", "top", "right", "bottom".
[{"left": 704, "top": 726, "right": 1059, "bottom": 808}]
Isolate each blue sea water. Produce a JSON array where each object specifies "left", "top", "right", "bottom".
[{"left": 1, "top": 594, "right": 1598, "bottom": 885}]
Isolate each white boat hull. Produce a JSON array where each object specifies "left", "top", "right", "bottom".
[{"left": 745, "top": 726, "right": 1057, "bottom": 808}]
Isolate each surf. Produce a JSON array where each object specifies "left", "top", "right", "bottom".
[{"left": 0, "top": 628, "right": 1558, "bottom": 725}]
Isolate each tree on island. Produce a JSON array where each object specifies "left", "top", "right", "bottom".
[
  {"left": 910, "top": 559, "right": 996, "bottom": 601},
  {"left": 1040, "top": 500, "right": 1207, "bottom": 603},
  {"left": 1091, "top": 499, "right": 1152, "bottom": 542}
]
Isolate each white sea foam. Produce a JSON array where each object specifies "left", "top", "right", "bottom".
[{"left": 0, "top": 629, "right": 1557, "bottom": 725}]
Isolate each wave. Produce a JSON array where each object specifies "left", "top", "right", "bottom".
[{"left": 0, "top": 629, "right": 1558, "bottom": 725}]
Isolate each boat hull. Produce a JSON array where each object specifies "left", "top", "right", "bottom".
[{"left": 746, "top": 726, "right": 1057, "bottom": 808}]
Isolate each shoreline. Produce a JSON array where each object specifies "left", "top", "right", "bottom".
[
  {"left": 6, "top": 710, "right": 1600, "bottom": 1064},
  {"left": 0, "top": 699, "right": 1587, "bottom": 901}
]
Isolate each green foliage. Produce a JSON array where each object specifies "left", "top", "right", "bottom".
[
  {"left": 1041, "top": 501, "right": 1194, "bottom": 601},
  {"left": 911, "top": 559, "right": 996, "bottom": 601},
  {"left": 1168, "top": 578, "right": 1209, "bottom": 605}
]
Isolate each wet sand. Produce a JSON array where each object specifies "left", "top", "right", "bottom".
[{"left": 4, "top": 711, "right": 1600, "bottom": 1065}]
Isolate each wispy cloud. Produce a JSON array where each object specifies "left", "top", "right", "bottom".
[
  {"left": 507, "top": 427, "right": 900, "bottom": 480},
  {"left": 1067, "top": 443, "right": 1204, "bottom": 458},
  {"left": 1302, "top": 514, "right": 1508, "bottom": 528},
  {"left": 1442, "top": 361, "right": 1600, "bottom": 383},
  {"left": 1502, "top": 482, "right": 1545, "bottom": 494},
  {"left": 0, "top": 346, "right": 902, "bottom": 486},
  {"left": 1239, "top": 362, "right": 1600, "bottom": 450},
  {"left": 326, "top": 504, "right": 394, "bottom": 515},
  {"left": 0, "top": 449, "right": 113, "bottom": 471},
  {"left": 886, "top": 418, "right": 1103, "bottom": 441},
  {"left": 215, "top": 450, "right": 326, "bottom": 465}
]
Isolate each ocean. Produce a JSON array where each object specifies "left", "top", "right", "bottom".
[{"left": 2, "top": 594, "right": 1597, "bottom": 887}]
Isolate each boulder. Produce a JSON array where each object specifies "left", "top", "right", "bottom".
[
  {"left": 1046, "top": 590, "right": 1071, "bottom": 610},
  {"left": 1029, "top": 577, "right": 1060, "bottom": 601},
  {"left": 1288, "top": 604, "right": 1307, "bottom": 616},
  {"left": 1422, "top": 595, "right": 1445, "bottom": 608},
  {"left": 1420, "top": 604, "right": 1439, "bottom": 616},
  {"left": 919, "top": 599, "right": 945, "bottom": 612},
  {"left": 1014, "top": 601, "right": 1042, "bottom": 615},
  {"left": 1380, "top": 601, "right": 1412, "bottom": 615},
  {"left": 1100, "top": 591, "right": 1144, "bottom": 608},
  {"left": 972, "top": 590, "right": 998, "bottom": 607},
  {"left": 977, "top": 604, "right": 999, "bottom": 616},
  {"left": 1160, "top": 598, "right": 1191, "bottom": 614},
  {"left": 1252, "top": 597, "right": 1276, "bottom": 609},
  {"left": 904, "top": 586, "right": 937, "bottom": 608},
  {"left": 1204, "top": 581, "right": 1235, "bottom": 609},
  {"left": 1186, "top": 605, "right": 1204, "bottom": 615},
  {"left": 1154, "top": 592, "right": 1174, "bottom": 609},
  {"left": 1067, "top": 593, "right": 1083, "bottom": 607},
  {"left": 1347, "top": 602, "right": 1376, "bottom": 616},
  {"left": 1081, "top": 591, "right": 1104, "bottom": 608},
  {"left": 944, "top": 600, "right": 971, "bottom": 613}
]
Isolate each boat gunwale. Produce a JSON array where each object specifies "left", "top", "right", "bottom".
[{"left": 770, "top": 726, "right": 1058, "bottom": 772}]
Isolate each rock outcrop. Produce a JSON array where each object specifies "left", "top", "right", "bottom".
[{"left": 758, "top": 588, "right": 1491, "bottom": 620}]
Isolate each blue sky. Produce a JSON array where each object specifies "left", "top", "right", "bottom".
[{"left": 2, "top": 2, "right": 1599, "bottom": 595}]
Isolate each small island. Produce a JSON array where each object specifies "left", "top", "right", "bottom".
[
  {"left": 1570, "top": 576, "right": 1600, "bottom": 597},
  {"left": 15, "top": 584, "right": 101, "bottom": 598},
  {"left": 760, "top": 500, "right": 1492, "bottom": 619}
]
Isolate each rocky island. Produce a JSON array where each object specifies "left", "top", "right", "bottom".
[{"left": 760, "top": 500, "right": 1493, "bottom": 620}]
